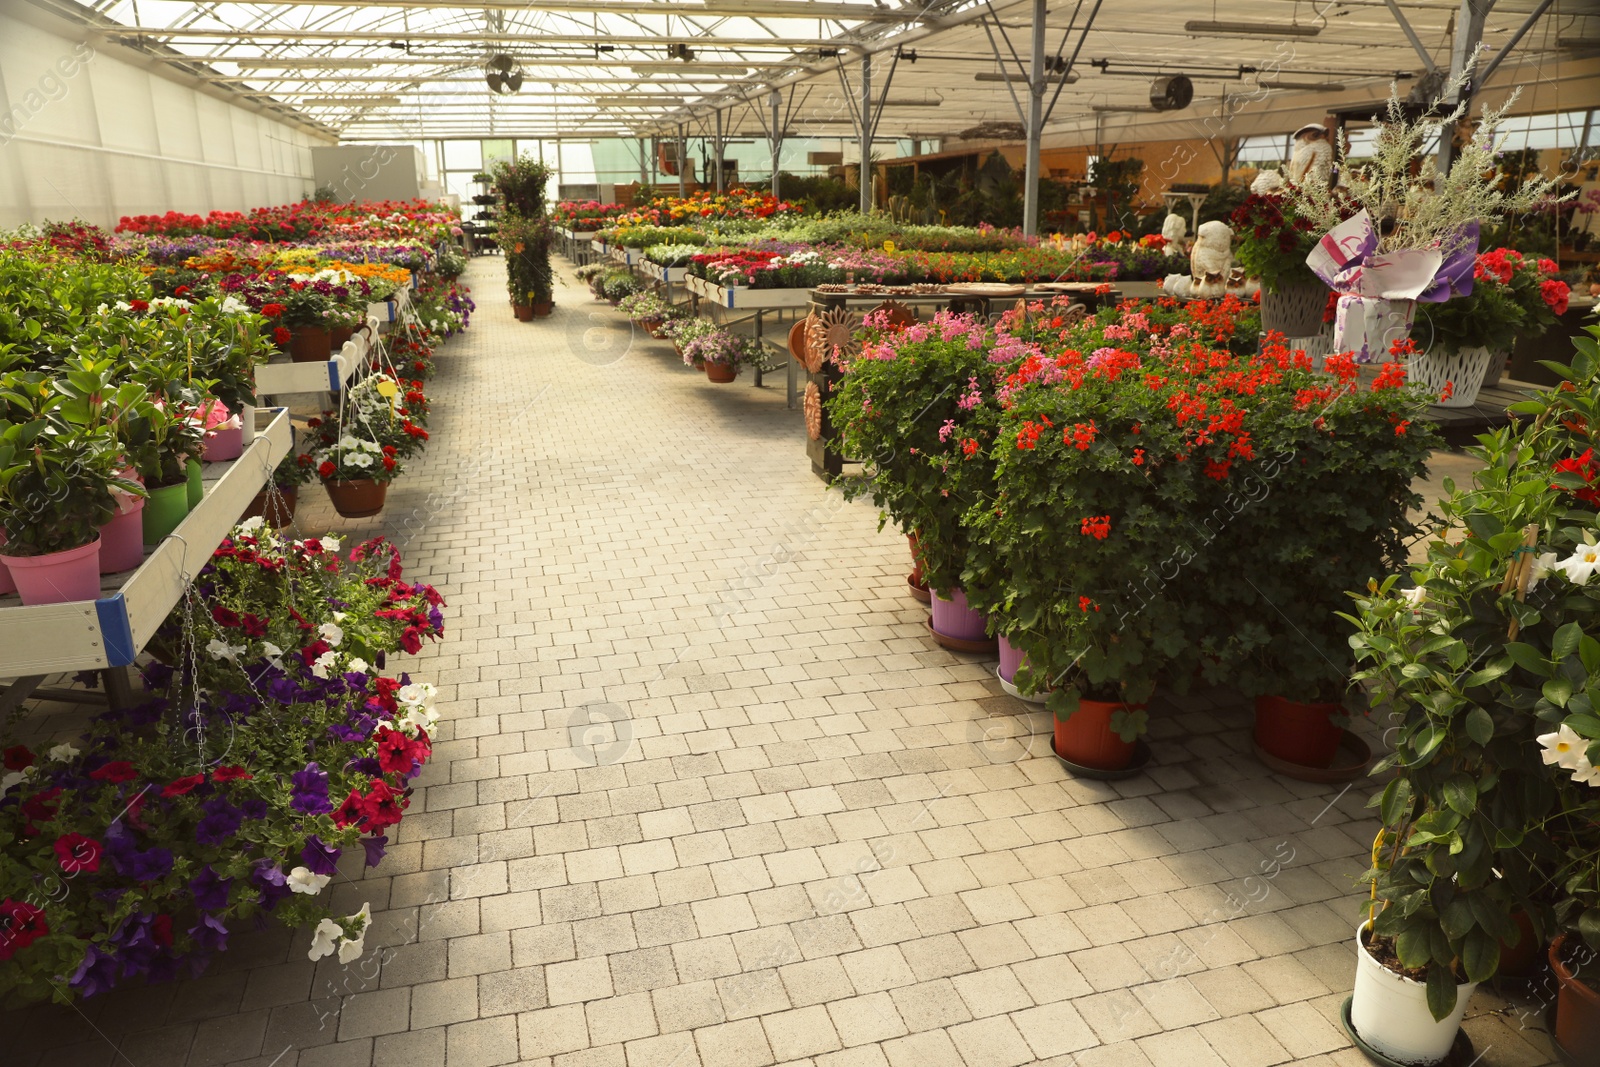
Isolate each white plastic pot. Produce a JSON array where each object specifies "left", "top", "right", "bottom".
[
  {"left": 1407, "top": 345, "right": 1496, "bottom": 408},
  {"left": 1350, "top": 924, "right": 1477, "bottom": 1065}
]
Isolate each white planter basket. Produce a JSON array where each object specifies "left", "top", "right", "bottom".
[
  {"left": 1261, "top": 281, "right": 1330, "bottom": 338},
  {"left": 1350, "top": 924, "right": 1477, "bottom": 1065},
  {"left": 1408, "top": 345, "right": 1495, "bottom": 408}
]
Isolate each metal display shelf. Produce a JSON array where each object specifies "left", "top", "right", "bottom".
[
  {"left": 0, "top": 406, "right": 292, "bottom": 678},
  {"left": 254, "top": 312, "right": 381, "bottom": 396}
]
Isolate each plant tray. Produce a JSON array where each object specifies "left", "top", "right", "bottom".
[
  {"left": 907, "top": 575, "right": 931, "bottom": 604},
  {"left": 996, "top": 667, "right": 1048, "bottom": 705},
  {"left": 1338, "top": 995, "right": 1477, "bottom": 1066},
  {"left": 1253, "top": 731, "right": 1372, "bottom": 784},
  {"left": 924, "top": 618, "right": 997, "bottom": 654},
  {"left": 1050, "top": 735, "right": 1152, "bottom": 780}
]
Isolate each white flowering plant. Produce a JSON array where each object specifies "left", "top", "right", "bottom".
[{"left": 1341, "top": 322, "right": 1600, "bottom": 1013}]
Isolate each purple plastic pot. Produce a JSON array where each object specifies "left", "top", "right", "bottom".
[
  {"left": 930, "top": 587, "right": 989, "bottom": 642},
  {"left": 998, "top": 634, "right": 1026, "bottom": 683}
]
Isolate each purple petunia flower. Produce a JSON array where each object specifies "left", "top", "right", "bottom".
[
  {"left": 252, "top": 860, "right": 292, "bottom": 911},
  {"left": 240, "top": 797, "right": 268, "bottom": 821},
  {"left": 361, "top": 834, "right": 388, "bottom": 868},
  {"left": 301, "top": 835, "right": 341, "bottom": 877},
  {"left": 190, "top": 865, "right": 233, "bottom": 912},
  {"left": 290, "top": 762, "right": 332, "bottom": 815},
  {"left": 70, "top": 944, "right": 121, "bottom": 998},
  {"left": 115, "top": 844, "right": 174, "bottom": 883},
  {"left": 350, "top": 757, "right": 382, "bottom": 778},
  {"left": 195, "top": 797, "right": 243, "bottom": 846},
  {"left": 188, "top": 914, "right": 228, "bottom": 953}
]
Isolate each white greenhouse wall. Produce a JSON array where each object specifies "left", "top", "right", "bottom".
[{"left": 0, "top": 10, "right": 331, "bottom": 230}]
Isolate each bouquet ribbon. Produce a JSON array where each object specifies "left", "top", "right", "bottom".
[{"left": 1305, "top": 211, "right": 1479, "bottom": 361}]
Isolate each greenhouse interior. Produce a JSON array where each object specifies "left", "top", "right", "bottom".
[{"left": 2, "top": 0, "right": 1600, "bottom": 1065}]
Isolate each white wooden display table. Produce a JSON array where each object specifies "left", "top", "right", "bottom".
[
  {"left": 0, "top": 407, "right": 293, "bottom": 682},
  {"left": 255, "top": 313, "right": 380, "bottom": 395}
]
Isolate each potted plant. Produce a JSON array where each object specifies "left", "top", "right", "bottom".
[
  {"left": 600, "top": 269, "right": 642, "bottom": 305},
  {"left": 0, "top": 416, "right": 133, "bottom": 605},
  {"left": 681, "top": 328, "right": 749, "bottom": 383},
  {"left": 307, "top": 373, "right": 419, "bottom": 519},
  {"left": 1229, "top": 191, "right": 1328, "bottom": 337},
  {"left": 662, "top": 315, "right": 716, "bottom": 359},
  {"left": 244, "top": 449, "right": 314, "bottom": 529},
  {"left": 616, "top": 291, "right": 673, "bottom": 336},
  {"left": 1286, "top": 81, "right": 1564, "bottom": 367},
  {"left": 1336, "top": 332, "right": 1600, "bottom": 1062}
]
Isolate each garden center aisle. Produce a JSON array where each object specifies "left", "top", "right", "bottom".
[{"left": 7, "top": 256, "right": 1557, "bottom": 1067}]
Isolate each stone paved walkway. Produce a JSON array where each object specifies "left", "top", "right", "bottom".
[{"left": 5, "top": 256, "right": 1561, "bottom": 1066}]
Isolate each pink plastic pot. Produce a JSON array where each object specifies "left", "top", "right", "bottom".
[
  {"left": 202, "top": 424, "right": 244, "bottom": 462},
  {"left": 0, "top": 531, "right": 13, "bottom": 597},
  {"left": 4, "top": 537, "right": 104, "bottom": 605},
  {"left": 998, "top": 634, "right": 1026, "bottom": 683},
  {"left": 930, "top": 587, "right": 989, "bottom": 642},
  {"left": 99, "top": 495, "right": 147, "bottom": 574}
]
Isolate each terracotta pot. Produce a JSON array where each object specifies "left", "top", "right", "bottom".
[
  {"left": 513, "top": 303, "right": 533, "bottom": 321},
  {"left": 1497, "top": 911, "right": 1540, "bottom": 978},
  {"left": 1552, "top": 934, "right": 1600, "bottom": 1057},
  {"left": 705, "top": 361, "right": 737, "bottom": 383},
  {"left": 1252, "top": 695, "right": 1344, "bottom": 769},
  {"left": 242, "top": 486, "right": 298, "bottom": 529},
  {"left": 907, "top": 533, "right": 926, "bottom": 588},
  {"left": 289, "top": 324, "right": 332, "bottom": 363},
  {"left": 3, "top": 536, "right": 103, "bottom": 605},
  {"left": 329, "top": 325, "right": 354, "bottom": 351},
  {"left": 533, "top": 301, "right": 553, "bottom": 317},
  {"left": 1054, "top": 699, "right": 1139, "bottom": 771},
  {"left": 324, "top": 478, "right": 388, "bottom": 518}
]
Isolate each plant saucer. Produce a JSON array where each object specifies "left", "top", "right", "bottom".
[
  {"left": 1337, "top": 995, "right": 1477, "bottom": 1066},
  {"left": 1049, "top": 735, "right": 1151, "bottom": 781}
]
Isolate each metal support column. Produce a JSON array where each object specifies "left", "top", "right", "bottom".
[
  {"left": 859, "top": 53, "right": 873, "bottom": 215},
  {"left": 1022, "top": 0, "right": 1046, "bottom": 238},
  {"left": 677, "top": 123, "right": 687, "bottom": 196},
  {"left": 714, "top": 108, "right": 725, "bottom": 194},
  {"left": 770, "top": 89, "right": 782, "bottom": 199},
  {"left": 639, "top": 137, "right": 648, "bottom": 188},
  {"left": 1435, "top": 0, "right": 1492, "bottom": 175}
]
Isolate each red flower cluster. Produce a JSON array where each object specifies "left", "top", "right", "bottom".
[
  {"left": 0, "top": 899, "right": 48, "bottom": 960},
  {"left": 1552, "top": 449, "right": 1600, "bottom": 507},
  {"left": 54, "top": 833, "right": 102, "bottom": 874},
  {"left": 333, "top": 778, "right": 409, "bottom": 831},
  {"left": 1080, "top": 515, "right": 1112, "bottom": 540},
  {"left": 1066, "top": 420, "right": 1098, "bottom": 451}
]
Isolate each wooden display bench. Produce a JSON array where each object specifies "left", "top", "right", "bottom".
[{"left": 0, "top": 407, "right": 293, "bottom": 712}]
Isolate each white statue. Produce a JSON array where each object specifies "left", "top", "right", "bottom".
[
  {"left": 1250, "top": 169, "right": 1286, "bottom": 196},
  {"left": 1162, "top": 220, "right": 1233, "bottom": 299},
  {"left": 1160, "top": 213, "right": 1188, "bottom": 257},
  {"left": 1287, "top": 122, "right": 1333, "bottom": 186}
]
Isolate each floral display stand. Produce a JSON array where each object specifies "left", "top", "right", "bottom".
[
  {"left": 255, "top": 313, "right": 380, "bottom": 396},
  {"left": 0, "top": 407, "right": 292, "bottom": 706}
]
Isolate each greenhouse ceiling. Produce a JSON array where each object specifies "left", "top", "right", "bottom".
[{"left": 29, "top": 0, "right": 1596, "bottom": 145}]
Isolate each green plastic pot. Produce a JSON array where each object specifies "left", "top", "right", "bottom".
[
  {"left": 185, "top": 458, "right": 203, "bottom": 509},
  {"left": 142, "top": 483, "right": 190, "bottom": 545}
]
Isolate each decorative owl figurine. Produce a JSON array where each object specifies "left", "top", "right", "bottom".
[
  {"left": 1251, "top": 169, "right": 1287, "bottom": 196},
  {"left": 1160, "top": 213, "right": 1188, "bottom": 257},
  {"left": 1287, "top": 123, "right": 1333, "bottom": 186},
  {"left": 1162, "top": 220, "right": 1233, "bottom": 299}
]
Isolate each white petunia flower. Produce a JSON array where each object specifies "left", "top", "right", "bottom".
[
  {"left": 308, "top": 917, "right": 342, "bottom": 961},
  {"left": 238, "top": 516, "right": 265, "bottom": 534},
  {"left": 336, "top": 902, "right": 372, "bottom": 964},
  {"left": 338, "top": 435, "right": 362, "bottom": 451},
  {"left": 1539, "top": 724, "right": 1589, "bottom": 771},
  {"left": 347, "top": 658, "right": 371, "bottom": 675},
  {"left": 322, "top": 535, "right": 343, "bottom": 554},
  {"left": 1556, "top": 542, "right": 1600, "bottom": 586},
  {"left": 320, "top": 622, "right": 344, "bottom": 648},
  {"left": 345, "top": 452, "right": 374, "bottom": 469},
  {"left": 48, "top": 742, "right": 79, "bottom": 761},
  {"left": 206, "top": 638, "right": 245, "bottom": 661},
  {"left": 310, "top": 650, "right": 340, "bottom": 679},
  {"left": 1, "top": 767, "right": 35, "bottom": 797},
  {"left": 262, "top": 642, "right": 283, "bottom": 658},
  {"left": 287, "top": 866, "right": 331, "bottom": 895}
]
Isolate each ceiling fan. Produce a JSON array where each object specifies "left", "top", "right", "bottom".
[{"left": 485, "top": 54, "right": 524, "bottom": 94}]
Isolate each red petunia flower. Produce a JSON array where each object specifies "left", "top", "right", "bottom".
[
  {"left": 212, "top": 765, "right": 252, "bottom": 782},
  {"left": 2, "top": 745, "right": 33, "bottom": 771},
  {"left": 89, "top": 760, "right": 138, "bottom": 784},
  {"left": 162, "top": 774, "right": 205, "bottom": 797},
  {"left": 54, "top": 833, "right": 102, "bottom": 874},
  {"left": 374, "top": 727, "right": 414, "bottom": 775},
  {"left": 332, "top": 788, "right": 366, "bottom": 829}
]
